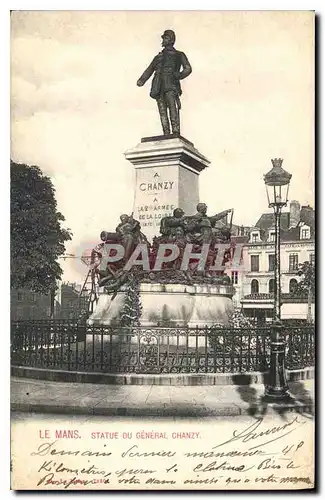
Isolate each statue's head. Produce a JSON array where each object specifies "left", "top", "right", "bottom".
[
  {"left": 197, "top": 203, "right": 207, "bottom": 215},
  {"left": 161, "top": 29, "right": 176, "bottom": 47},
  {"left": 173, "top": 208, "right": 184, "bottom": 218},
  {"left": 120, "top": 214, "right": 129, "bottom": 224},
  {"left": 100, "top": 231, "right": 109, "bottom": 242}
]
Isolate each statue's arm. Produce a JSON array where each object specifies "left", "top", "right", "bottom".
[
  {"left": 131, "top": 220, "right": 141, "bottom": 232},
  {"left": 137, "top": 56, "right": 157, "bottom": 86},
  {"left": 210, "top": 209, "right": 232, "bottom": 224},
  {"left": 178, "top": 52, "right": 192, "bottom": 80}
]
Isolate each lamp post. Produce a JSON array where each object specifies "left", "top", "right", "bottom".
[{"left": 263, "top": 158, "right": 292, "bottom": 401}]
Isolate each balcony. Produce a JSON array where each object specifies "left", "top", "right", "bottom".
[
  {"left": 246, "top": 268, "right": 299, "bottom": 276},
  {"left": 242, "top": 292, "right": 314, "bottom": 304},
  {"left": 284, "top": 268, "right": 300, "bottom": 275},
  {"left": 242, "top": 293, "right": 274, "bottom": 303}
]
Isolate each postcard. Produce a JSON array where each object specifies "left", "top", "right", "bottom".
[{"left": 10, "top": 10, "right": 315, "bottom": 490}]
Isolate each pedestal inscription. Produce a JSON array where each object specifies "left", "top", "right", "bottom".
[
  {"left": 134, "top": 165, "right": 178, "bottom": 232},
  {"left": 125, "top": 135, "right": 210, "bottom": 240}
]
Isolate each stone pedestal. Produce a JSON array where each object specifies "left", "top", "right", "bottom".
[
  {"left": 125, "top": 134, "right": 210, "bottom": 241},
  {"left": 88, "top": 283, "right": 234, "bottom": 329}
]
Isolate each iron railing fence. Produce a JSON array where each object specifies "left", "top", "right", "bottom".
[{"left": 11, "top": 320, "right": 315, "bottom": 374}]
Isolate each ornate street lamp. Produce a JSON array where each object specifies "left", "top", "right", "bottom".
[{"left": 263, "top": 158, "right": 292, "bottom": 401}]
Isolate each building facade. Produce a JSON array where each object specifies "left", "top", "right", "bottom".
[
  {"left": 11, "top": 283, "right": 91, "bottom": 321},
  {"left": 227, "top": 201, "right": 315, "bottom": 322},
  {"left": 58, "top": 282, "right": 89, "bottom": 319},
  {"left": 11, "top": 289, "right": 60, "bottom": 320}
]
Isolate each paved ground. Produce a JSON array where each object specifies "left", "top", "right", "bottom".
[{"left": 11, "top": 377, "right": 314, "bottom": 417}]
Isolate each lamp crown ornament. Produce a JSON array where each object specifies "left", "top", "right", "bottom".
[
  {"left": 271, "top": 158, "right": 284, "bottom": 168},
  {"left": 264, "top": 158, "right": 292, "bottom": 187}
]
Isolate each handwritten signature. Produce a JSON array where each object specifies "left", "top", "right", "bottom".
[{"left": 212, "top": 416, "right": 305, "bottom": 450}]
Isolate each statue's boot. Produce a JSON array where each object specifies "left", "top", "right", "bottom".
[
  {"left": 157, "top": 97, "right": 171, "bottom": 135},
  {"left": 161, "top": 119, "right": 170, "bottom": 135},
  {"left": 170, "top": 105, "right": 180, "bottom": 135},
  {"left": 171, "top": 115, "right": 180, "bottom": 135}
]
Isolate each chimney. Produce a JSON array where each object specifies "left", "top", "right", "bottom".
[
  {"left": 300, "top": 205, "right": 314, "bottom": 227},
  {"left": 301, "top": 204, "right": 313, "bottom": 212},
  {"left": 289, "top": 200, "right": 300, "bottom": 229}
]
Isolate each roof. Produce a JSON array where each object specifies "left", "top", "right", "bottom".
[
  {"left": 280, "top": 227, "right": 300, "bottom": 241},
  {"left": 255, "top": 212, "right": 290, "bottom": 231},
  {"left": 230, "top": 235, "right": 249, "bottom": 244},
  {"left": 253, "top": 205, "right": 315, "bottom": 242}
]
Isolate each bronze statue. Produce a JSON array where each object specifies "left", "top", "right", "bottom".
[
  {"left": 160, "top": 207, "right": 185, "bottom": 236},
  {"left": 92, "top": 207, "right": 234, "bottom": 290},
  {"left": 184, "top": 204, "right": 232, "bottom": 235},
  {"left": 116, "top": 214, "right": 148, "bottom": 245},
  {"left": 194, "top": 204, "right": 232, "bottom": 226},
  {"left": 137, "top": 30, "right": 192, "bottom": 135},
  {"left": 116, "top": 214, "right": 138, "bottom": 237},
  {"left": 98, "top": 264, "right": 130, "bottom": 300}
]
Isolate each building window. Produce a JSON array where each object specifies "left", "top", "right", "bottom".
[
  {"left": 309, "top": 253, "right": 315, "bottom": 265},
  {"left": 251, "top": 232, "right": 260, "bottom": 243},
  {"left": 268, "top": 254, "right": 275, "bottom": 272},
  {"left": 269, "top": 232, "right": 275, "bottom": 242},
  {"left": 250, "top": 255, "right": 260, "bottom": 272},
  {"left": 231, "top": 271, "right": 238, "bottom": 285},
  {"left": 17, "top": 292, "right": 23, "bottom": 302},
  {"left": 269, "top": 279, "right": 275, "bottom": 294},
  {"left": 289, "top": 254, "right": 299, "bottom": 271},
  {"left": 289, "top": 278, "right": 298, "bottom": 294},
  {"left": 301, "top": 228, "right": 310, "bottom": 240},
  {"left": 251, "top": 279, "right": 259, "bottom": 294}
]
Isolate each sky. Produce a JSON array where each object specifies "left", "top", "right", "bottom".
[{"left": 10, "top": 10, "right": 314, "bottom": 284}]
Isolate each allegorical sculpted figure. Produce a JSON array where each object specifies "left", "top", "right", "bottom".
[
  {"left": 92, "top": 215, "right": 149, "bottom": 288},
  {"left": 90, "top": 230, "right": 120, "bottom": 270},
  {"left": 184, "top": 203, "right": 233, "bottom": 237},
  {"left": 160, "top": 207, "right": 185, "bottom": 237},
  {"left": 137, "top": 30, "right": 192, "bottom": 135},
  {"left": 116, "top": 214, "right": 139, "bottom": 238},
  {"left": 171, "top": 226, "right": 190, "bottom": 270},
  {"left": 91, "top": 232, "right": 128, "bottom": 293},
  {"left": 116, "top": 214, "right": 148, "bottom": 244},
  {"left": 194, "top": 203, "right": 232, "bottom": 227}
]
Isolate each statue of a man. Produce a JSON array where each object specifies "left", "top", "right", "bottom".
[
  {"left": 160, "top": 207, "right": 185, "bottom": 237},
  {"left": 182, "top": 204, "right": 233, "bottom": 238},
  {"left": 137, "top": 30, "right": 192, "bottom": 136},
  {"left": 194, "top": 204, "right": 233, "bottom": 228},
  {"left": 116, "top": 214, "right": 148, "bottom": 244}
]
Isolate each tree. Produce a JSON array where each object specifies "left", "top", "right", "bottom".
[
  {"left": 120, "top": 275, "right": 143, "bottom": 327},
  {"left": 295, "top": 261, "right": 315, "bottom": 323},
  {"left": 11, "top": 161, "right": 72, "bottom": 295}
]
